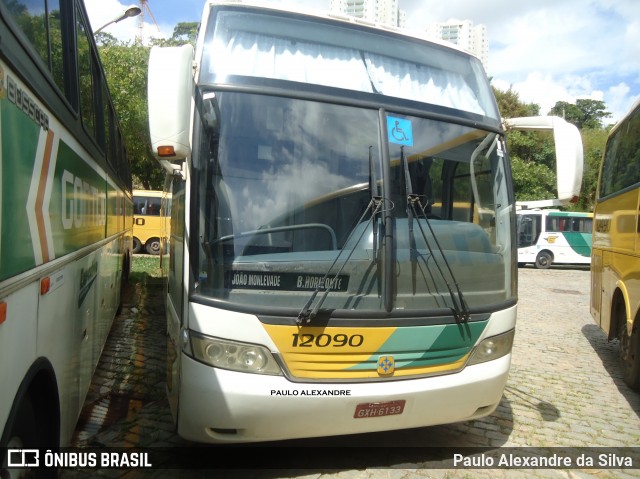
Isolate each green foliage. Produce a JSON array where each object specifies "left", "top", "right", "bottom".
[
  {"left": 573, "top": 128, "right": 608, "bottom": 211},
  {"left": 510, "top": 155, "right": 556, "bottom": 200},
  {"left": 152, "top": 22, "right": 199, "bottom": 46},
  {"left": 98, "top": 41, "right": 164, "bottom": 189},
  {"left": 97, "top": 22, "right": 199, "bottom": 189},
  {"left": 506, "top": 130, "right": 556, "bottom": 169},
  {"left": 549, "top": 99, "right": 611, "bottom": 130},
  {"left": 493, "top": 86, "right": 540, "bottom": 118},
  {"left": 490, "top": 84, "right": 611, "bottom": 209}
]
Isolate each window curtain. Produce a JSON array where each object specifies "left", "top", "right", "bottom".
[{"left": 209, "top": 31, "right": 487, "bottom": 116}]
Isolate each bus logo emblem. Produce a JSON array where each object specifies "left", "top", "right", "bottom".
[{"left": 377, "top": 356, "right": 395, "bottom": 375}]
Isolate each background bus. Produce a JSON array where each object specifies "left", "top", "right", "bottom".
[
  {"left": 516, "top": 209, "right": 593, "bottom": 269},
  {"left": 148, "top": 0, "right": 582, "bottom": 444},
  {"left": 0, "top": 0, "right": 133, "bottom": 466},
  {"left": 133, "top": 190, "right": 164, "bottom": 255},
  {"left": 591, "top": 99, "right": 640, "bottom": 391}
]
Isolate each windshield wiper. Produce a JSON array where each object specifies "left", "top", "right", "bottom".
[
  {"left": 401, "top": 147, "right": 470, "bottom": 323},
  {"left": 297, "top": 145, "right": 385, "bottom": 325},
  {"left": 296, "top": 194, "right": 383, "bottom": 325},
  {"left": 369, "top": 145, "right": 381, "bottom": 262}
]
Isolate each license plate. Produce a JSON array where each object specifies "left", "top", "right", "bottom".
[{"left": 354, "top": 400, "right": 406, "bottom": 419}]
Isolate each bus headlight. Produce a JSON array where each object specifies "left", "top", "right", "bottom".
[
  {"left": 467, "top": 329, "right": 515, "bottom": 366},
  {"left": 189, "top": 332, "right": 282, "bottom": 375}
]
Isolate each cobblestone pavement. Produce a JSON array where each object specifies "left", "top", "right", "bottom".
[{"left": 60, "top": 266, "right": 640, "bottom": 478}]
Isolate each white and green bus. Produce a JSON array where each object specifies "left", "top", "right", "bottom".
[
  {"left": 0, "top": 0, "right": 133, "bottom": 469},
  {"left": 148, "top": 0, "right": 583, "bottom": 443},
  {"left": 516, "top": 209, "right": 593, "bottom": 269}
]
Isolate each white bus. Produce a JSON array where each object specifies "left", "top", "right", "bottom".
[
  {"left": 0, "top": 0, "right": 133, "bottom": 469},
  {"left": 516, "top": 209, "right": 593, "bottom": 269},
  {"left": 148, "top": 0, "right": 583, "bottom": 443}
]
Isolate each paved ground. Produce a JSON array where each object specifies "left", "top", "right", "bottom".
[{"left": 61, "top": 266, "right": 640, "bottom": 478}]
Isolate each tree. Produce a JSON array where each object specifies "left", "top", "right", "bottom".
[
  {"left": 549, "top": 99, "right": 611, "bottom": 130},
  {"left": 493, "top": 86, "right": 540, "bottom": 118},
  {"left": 492, "top": 86, "right": 558, "bottom": 201},
  {"left": 98, "top": 41, "right": 164, "bottom": 189},
  {"left": 171, "top": 22, "right": 199, "bottom": 46},
  {"left": 97, "top": 23, "right": 199, "bottom": 190},
  {"left": 510, "top": 156, "right": 557, "bottom": 201},
  {"left": 152, "top": 22, "right": 199, "bottom": 47},
  {"left": 575, "top": 128, "right": 608, "bottom": 211},
  {"left": 492, "top": 85, "right": 610, "bottom": 209}
]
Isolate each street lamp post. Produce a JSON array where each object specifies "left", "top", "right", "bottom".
[{"left": 94, "top": 5, "right": 142, "bottom": 35}]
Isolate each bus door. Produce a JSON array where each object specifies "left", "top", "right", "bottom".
[
  {"left": 592, "top": 199, "right": 639, "bottom": 334},
  {"left": 165, "top": 174, "right": 186, "bottom": 419},
  {"left": 517, "top": 213, "right": 541, "bottom": 248}
]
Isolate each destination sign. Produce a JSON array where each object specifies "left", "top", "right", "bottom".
[{"left": 225, "top": 271, "right": 349, "bottom": 292}]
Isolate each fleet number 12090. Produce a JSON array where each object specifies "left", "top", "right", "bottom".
[{"left": 291, "top": 333, "right": 364, "bottom": 347}]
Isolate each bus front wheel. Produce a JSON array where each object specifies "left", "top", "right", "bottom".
[
  {"left": 619, "top": 320, "right": 640, "bottom": 391},
  {"left": 535, "top": 251, "right": 553, "bottom": 269}
]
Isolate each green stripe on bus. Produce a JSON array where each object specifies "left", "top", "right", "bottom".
[
  {"left": 561, "top": 232, "right": 592, "bottom": 257},
  {"left": 348, "top": 321, "right": 488, "bottom": 370}
]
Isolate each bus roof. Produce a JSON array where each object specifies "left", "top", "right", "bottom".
[
  {"left": 133, "top": 189, "right": 163, "bottom": 197},
  {"left": 516, "top": 209, "right": 593, "bottom": 217},
  {"left": 608, "top": 98, "right": 640, "bottom": 138},
  {"left": 201, "top": 0, "right": 479, "bottom": 61}
]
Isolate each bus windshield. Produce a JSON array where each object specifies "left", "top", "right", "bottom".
[
  {"left": 193, "top": 91, "right": 513, "bottom": 314},
  {"left": 200, "top": 8, "right": 499, "bottom": 120}
]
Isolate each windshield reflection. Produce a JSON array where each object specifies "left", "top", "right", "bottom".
[{"left": 193, "top": 92, "right": 514, "bottom": 316}]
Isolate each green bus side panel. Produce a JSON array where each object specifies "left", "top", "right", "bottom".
[
  {"left": 562, "top": 232, "right": 592, "bottom": 257},
  {"left": 51, "top": 141, "right": 107, "bottom": 257},
  {"left": 1, "top": 94, "right": 108, "bottom": 282},
  {"left": 1, "top": 100, "right": 40, "bottom": 280}
]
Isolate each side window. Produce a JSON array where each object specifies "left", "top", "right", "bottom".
[
  {"left": 146, "top": 198, "right": 161, "bottom": 216},
  {"left": 600, "top": 107, "right": 640, "bottom": 198},
  {"left": 133, "top": 196, "right": 162, "bottom": 216},
  {"left": 103, "top": 90, "right": 114, "bottom": 165},
  {"left": 48, "top": 0, "right": 64, "bottom": 93},
  {"left": 3, "top": 0, "right": 48, "bottom": 65},
  {"left": 134, "top": 196, "right": 148, "bottom": 215},
  {"left": 76, "top": 7, "right": 98, "bottom": 139},
  {"left": 2, "top": 0, "right": 65, "bottom": 93},
  {"left": 451, "top": 165, "right": 473, "bottom": 222}
]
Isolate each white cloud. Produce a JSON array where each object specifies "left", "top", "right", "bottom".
[
  {"left": 87, "top": 0, "right": 640, "bottom": 123},
  {"left": 408, "top": 0, "right": 640, "bottom": 124},
  {"left": 606, "top": 83, "right": 640, "bottom": 126}
]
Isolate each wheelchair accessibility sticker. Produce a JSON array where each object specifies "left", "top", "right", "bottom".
[{"left": 387, "top": 116, "right": 413, "bottom": 146}]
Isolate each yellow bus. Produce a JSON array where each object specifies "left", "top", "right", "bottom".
[
  {"left": 132, "top": 190, "right": 164, "bottom": 255},
  {"left": 591, "top": 99, "right": 640, "bottom": 391}
]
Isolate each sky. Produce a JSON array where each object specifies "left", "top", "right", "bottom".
[{"left": 85, "top": 0, "right": 640, "bottom": 125}]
